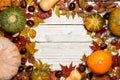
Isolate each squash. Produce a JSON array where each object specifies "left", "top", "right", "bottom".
[
  {"left": 66, "top": 69, "right": 82, "bottom": 80},
  {"left": 84, "top": 13, "right": 104, "bottom": 32},
  {"left": 108, "top": 7, "right": 120, "bottom": 37},
  {"left": 0, "top": 37, "right": 21, "bottom": 80},
  {"left": 39, "top": 0, "right": 59, "bottom": 11},
  {"left": 0, "top": 7, "right": 26, "bottom": 33}
]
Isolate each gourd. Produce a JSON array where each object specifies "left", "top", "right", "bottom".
[
  {"left": 0, "top": 7, "right": 26, "bottom": 33},
  {"left": 66, "top": 69, "right": 82, "bottom": 80},
  {"left": 39, "top": 0, "right": 59, "bottom": 11},
  {"left": 0, "top": 37, "right": 21, "bottom": 80},
  {"left": 87, "top": 50, "right": 112, "bottom": 75},
  {"left": 84, "top": 13, "right": 104, "bottom": 32},
  {"left": 108, "top": 7, "right": 120, "bottom": 37}
]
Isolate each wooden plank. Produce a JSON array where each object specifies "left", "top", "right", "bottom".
[
  {"left": 35, "top": 43, "right": 92, "bottom": 69},
  {"left": 34, "top": 25, "right": 92, "bottom": 42}
]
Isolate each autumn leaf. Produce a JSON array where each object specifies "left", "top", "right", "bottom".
[
  {"left": 26, "top": 0, "right": 34, "bottom": 5},
  {"left": 112, "top": 54, "right": 119, "bottom": 69},
  {"left": 33, "top": 16, "right": 44, "bottom": 27},
  {"left": 81, "top": 54, "right": 88, "bottom": 62},
  {"left": 60, "top": 62, "right": 75, "bottom": 78},
  {"left": 20, "top": 27, "right": 30, "bottom": 39},
  {"left": 55, "top": 6, "right": 60, "bottom": 17},
  {"left": 26, "top": 42, "right": 38, "bottom": 55}
]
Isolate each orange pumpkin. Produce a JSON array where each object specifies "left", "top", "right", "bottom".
[{"left": 87, "top": 50, "right": 112, "bottom": 74}]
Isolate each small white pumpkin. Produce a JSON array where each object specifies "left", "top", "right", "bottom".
[{"left": 0, "top": 37, "right": 21, "bottom": 80}]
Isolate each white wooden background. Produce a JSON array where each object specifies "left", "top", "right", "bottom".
[{"left": 33, "top": 11, "right": 93, "bottom": 70}]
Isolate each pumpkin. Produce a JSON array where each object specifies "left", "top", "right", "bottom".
[
  {"left": 0, "top": 7, "right": 26, "bottom": 33},
  {"left": 87, "top": 50, "right": 112, "bottom": 75},
  {"left": 108, "top": 7, "right": 120, "bottom": 37},
  {"left": 0, "top": 37, "right": 21, "bottom": 80},
  {"left": 84, "top": 13, "right": 104, "bottom": 32}
]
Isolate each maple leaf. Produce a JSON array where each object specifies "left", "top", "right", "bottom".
[
  {"left": 112, "top": 54, "right": 119, "bottom": 69},
  {"left": 60, "top": 62, "right": 75, "bottom": 78},
  {"left": 81, "top": 54, "right": 88, "bottom": 62},
  {"left": 90, "top": 41, "right": 101, "bottom": 51}
]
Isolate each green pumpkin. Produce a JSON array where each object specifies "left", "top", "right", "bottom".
[
  {"left": 84, "top": 13, "right": 104, "bottom": 32},
  {"left": 0, "top": 7, "right": 26, "bottom": 33},
  {"left": 108, "top": 7, "right": 120, "bottom": 37}
]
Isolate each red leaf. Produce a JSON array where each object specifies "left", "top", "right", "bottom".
[
  {"left": 69, "top": 62, "right": 75, "bottom": 71},
  {"left": 60, "top": 62, "right": 75, "bottom": 78},
  {"left": 90, "top": 41, "right": 101, "bottom": 51},
  {"left": 113, "top": 42, "right": 120, "bottom": 49},
  {"left": 99, "top": 28, "right": 107, "bottom": 34},
  {"left": 112, "top": 54, "right": 119, "bottom": 68}
]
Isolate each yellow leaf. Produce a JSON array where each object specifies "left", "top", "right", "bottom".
[
  {"left": 26, "top": 0, "right": 34, "bottom": 5},
  {"left": 26, "top": 42, "right": 38, "bottom": 55},
  {"left": 20, "top": 27, "right": 30, "bottom": 39},
  {"left": 33, "top": 16, "right": 44, "bottom": 27},
  {"left": 55, "top": 6, "right": 60, "bottom": 17}
]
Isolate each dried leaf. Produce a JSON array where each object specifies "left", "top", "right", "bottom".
[
  {"left": 33, "top": 16, "right": 44, "bottom": 27},
  {"left": 20, "top": 27, "right": 30, "bottom": 39},
  {"left": 55, "top": 6, "right": 60, "bottom": 17},
  {"left": 81, "top": 54, "right": 88, "bottom": 62},
  {"left": 107, "top": 43, "right": 118, "bottom": 53},
  {"left": 112, "top": 54, "right": 119, "bottom": 68},
  {"left": 60, "top": 62, "right": 75, "bottom": 78},
  {"left": 78, "top": 0, "right": 88, "bottom": 10},
  {"left": 33, "top": 60, "right": 43, "bottom": 68},
  {"left": 26, "top": 0, "right": 34, "bottom": 5},
  {"left": 26, "top": 42, "right": 38, "bottom": 55},
  {"left": 116, "top": 67, "right": 120, "bottom": 79}
]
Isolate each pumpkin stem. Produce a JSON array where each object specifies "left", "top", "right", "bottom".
[{"left": 9, "top": 15, "right": 16, "bottom": 23}]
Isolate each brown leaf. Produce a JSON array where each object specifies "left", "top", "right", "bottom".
[
  {"left": 60, "top": 62, "right": 75, "bottom": 78},
  {"left": 81, "top": 54, "right": 88, "bottom": 62},
  {"left": 116, "top": 67, "right": 120, "bottom": 79}
]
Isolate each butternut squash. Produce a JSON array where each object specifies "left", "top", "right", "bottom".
[{"left": 39, "top": 0, "right": 59, "bottom": 11}]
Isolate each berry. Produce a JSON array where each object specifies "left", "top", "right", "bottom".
[
  {"left": 26, "top": 20, "right": 34, "bottom": 27},
  {"left": 12, "top": 37, "right": 20, "bottom": 43},
  {"left": 77, "top": 64, "right": 86, "bottom": 72},
  {"left": 103, "top": 13, "right": 110, "bottom": 20},
  {"left": 28, "top": 6, "right": 35, "bottom": 12},
  {"left": 20, "top": 48, "right": 27, "bottom": 55},
  {"left": 18, "top": 66, "right": 24, "bottom": 72},
  {"left": 55, "top": 70, "right": 63, "bottom": 78},
  {"left": 69, "top": 2, "right": 75, "bottom": 10},
  {"left": 25, "top": 65, "right": 33, "bottom": 72},
  {"left": 21, "top": 58, "right": 27, "bottom": 65}
]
